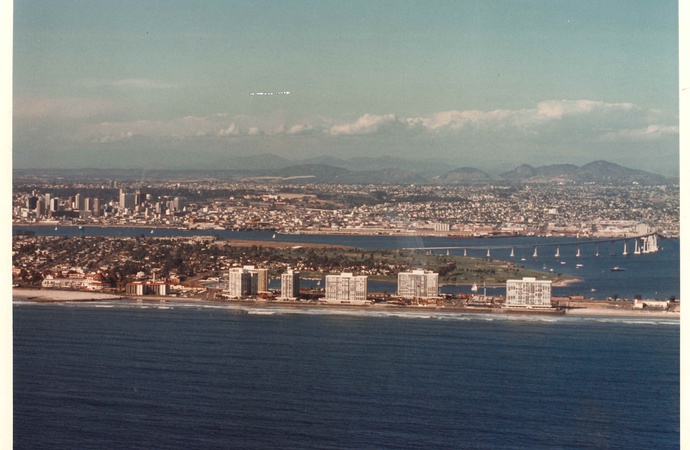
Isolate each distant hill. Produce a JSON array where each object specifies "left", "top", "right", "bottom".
[
  {"left": 294, "top": 155, "right": 453, "bottom": 175},
  {"left": 254, "top": 164, "right": 426, "bottom": 184},
  {"left": 14, "top": 158, "right": 670, "bottom": 185},
  {"left": 228, "top": 153, "right": 292, "bottom": 171},
  {"left": 499, "top": 160, "right": 666, "bottom": 185},
  {"left": 500, "top": 163, "right": 578, "bottom": 180},
  {"left": 575, "top": 160, "right": 666, "bottom": 184},
  {"left": 436, "top": 167, "right": 492, "bottom": 184}
]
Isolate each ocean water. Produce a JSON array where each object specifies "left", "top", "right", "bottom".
[{"left": 14, "top": 302, "right": 679, "bottom": 449}]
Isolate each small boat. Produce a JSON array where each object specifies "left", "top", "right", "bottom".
[
  {"left": 560, "top": 261, "right": 566, "bottom": 265},
  {"left": 272, "top": 234, "right": 276, "bottom": 239},
  {"left": 150, "top": 229, "right": 154, "bottom": 234},
  {"left": 576, "top": 264, "right": 584, "bottom": 268},
  {"left": 610, "top": 266, "right": 627, "bottom": 272}
]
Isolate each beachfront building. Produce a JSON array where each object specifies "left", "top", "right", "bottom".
[
  {"left": 125, "top": 281, "right": 168, "bottom": 296},
  {"left": 279, "top": 269, "right": 300, "bottom": 300},
  {"left": 505, "top": 277, "right": 552, "bottom": 308},
  {"left": 250, "top": 266, "right": 269, "bottom": 293},
  {"left": 227, "top": 266, "right": 257, "bottom": 298},
  {"left": 324, "top": 272, "right": 368, "bottom": 304},
  {"left": 227, "top": 265, "right": 268, "bottom": 298},
  {"left": 41, "top": 271, "right": 113, "bottom": 291},
  {"left": 397, "top": 269, "right": 439, "bottom": 300}
]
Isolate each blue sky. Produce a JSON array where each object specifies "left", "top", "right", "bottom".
[{"left": 13, "top": 0, "right": 679, "bottom": 175}]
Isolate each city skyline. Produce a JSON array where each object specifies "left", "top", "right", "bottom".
[{"left": 13, "top": 1, "right": 679, "bottom": 175}]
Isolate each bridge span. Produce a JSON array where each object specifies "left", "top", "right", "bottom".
[{"left": 403, "top": 232, "right": 660, "bottom": 257}]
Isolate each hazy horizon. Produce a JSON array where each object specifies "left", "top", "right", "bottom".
[{"left": 13, "top": 1, "right": 679, "bottom": 176}]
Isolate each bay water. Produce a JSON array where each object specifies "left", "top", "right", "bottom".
[{"left": 13, "top": 226, "right": 680, "bottom": 299}]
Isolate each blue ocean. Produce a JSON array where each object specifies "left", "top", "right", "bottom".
[{"left": 14, "top": 302, "right": 679, "bottom": 449}]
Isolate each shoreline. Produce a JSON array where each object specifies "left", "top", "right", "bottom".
[
  {"left": 13, "top": 222, "right": 648, "bottom": 240},
  {"left": 12, "top": 288, "right": 679, "bottom": 319}
]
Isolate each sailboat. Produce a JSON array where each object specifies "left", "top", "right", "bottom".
[
  {"left": 471, "top": 283, "right": 478, "bottom": 292},
  {"left": 509, "top": 247, "right": 515, "bottom": 257},
  {"left": 533, "top": 246, "right": 538, "bottom": 257},
  {"left": 555, "top": 246, "right": 560, "bottom": 258}
]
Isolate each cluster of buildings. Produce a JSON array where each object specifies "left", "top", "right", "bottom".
[
  {"left": 15, "top": 189, "right": 188, "bottom": 224},
  {"left": 225, "top": 266, "right": 552, "bottom": 308},
  {"left": 12, "top": 181, "right": 679, "bottom": 238},
  {"left": 40, "top": 270, "right": 113, "bottom": 291}
]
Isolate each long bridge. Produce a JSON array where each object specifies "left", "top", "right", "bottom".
[{"left": 404, "top": 232, "right": 661, "bottom": 258}]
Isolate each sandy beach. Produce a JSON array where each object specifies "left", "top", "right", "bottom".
[
  {"left": 13, "top": 288, "right": 123, "bottom": 302},
  {"left": 12, "top": 288, "right": 679, "bottom": 319}
]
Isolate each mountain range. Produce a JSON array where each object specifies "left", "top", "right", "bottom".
[
  {"left": 240, "top": 157, "right": 670, "bottom": 185},
  {"left": 14, "top": 156, "right": 672, "bottom": 185}
]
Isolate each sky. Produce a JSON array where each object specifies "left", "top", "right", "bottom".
[{"left": 12, "top": 0, "right": 679, "bottom": 175}]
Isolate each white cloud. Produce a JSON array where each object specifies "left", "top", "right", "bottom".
[
  {"left": 328, "top": 113, "right": 400, "bottom": 136},
  {"left": 287, "top": 123, "right": 315, "bottom": 135},
  {"left": 33, "top": 98, "right": 673, "bottom": 149},
  {"left": 93, "top": 131, "right": 134, "bottom": 143},
  {"left": 536, "top": 99, "right": 635, "bottom": 119},
  {"left": 218, "top": 123, "right": 240, "bottom": 136},
  {"left": 598, "top": 124, "right": 679, "bottom": 142}
]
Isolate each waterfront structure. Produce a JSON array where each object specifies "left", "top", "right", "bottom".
[
  {"left": 243, "top": 265, "right": 268, "bottom": 293},
  {"left": 227, "top": 266, "right": 258, "bottom": 298},
  {"left": 227, "top": 265, "right": 267, "bottom": 298},
  {"left": 633, "top": 299, "right": 669, "bottom": 309},
  {"left": 279, "top": 269, "right": 300, "bottom": 300},
  {"left": 397, "top": 269, "right": 439, "bottom": 300},
  {"left": 434, "top": 223, "right": 450, "bottom": 232},
  {"left": 505, "top": 277, "right": 552, "bottom": 308},
  {"left": 125, "top": 281, "right": 168, "bottom": 296},
  {"left": 324, "top": 272, "right": 368, "bottom": 304},
  {"left": 41, "top": 272, "right": 113, "bottom": 291}
]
